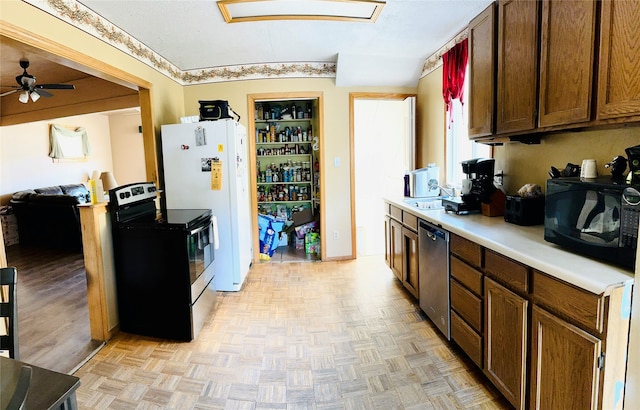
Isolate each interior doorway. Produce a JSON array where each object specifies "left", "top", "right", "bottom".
[
  {"left": 1, "top": 26, "right": 157, "bottom": 373},
  {"left": 351, "top": 94, "right": 416, "bottom": 257}
]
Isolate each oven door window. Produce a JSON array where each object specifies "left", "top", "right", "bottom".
[{"left": 187, "top": 222, "right": 214, "bottom": 283}]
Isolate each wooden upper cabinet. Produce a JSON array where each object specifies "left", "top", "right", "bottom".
[
  {"left": 496, "top": 0, "right": 539, "bottom": 134},
  {"left": 597, "top": 0, "right": 640, "bottom": 120},
  {"left": 538, "top": 0, "right": 597, "bottom": 127},
  {"left": 468, "top": 3, "right": 496, "bottom": 139}
]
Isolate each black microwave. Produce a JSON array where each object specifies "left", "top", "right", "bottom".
[{"left": 544, "top": 177, "right": 640, "bottom": 270}]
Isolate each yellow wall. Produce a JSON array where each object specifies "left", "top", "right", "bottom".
[
  {"left": 493, "top": 126, "right": 640, "bottom": 194},
  {"left": 108, "top": 112, "right": 147, "bottom": 186},
  {"left": 416, "top": 67, "right": 446, "bottom": 170},
  {"left": 183, "top": 80, "right": 415, "bottom": 259}
]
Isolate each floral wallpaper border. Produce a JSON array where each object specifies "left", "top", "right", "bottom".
[
  {"left": 22, "top": 0, "right": 449, "bottom": 84},
  {"left": 22, "top": 0, "right": 337, "bottom": 84},
  {"left": 420, "top": 28, "right": 468, "bottom": 78}
]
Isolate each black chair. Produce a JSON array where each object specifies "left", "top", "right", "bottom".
[
  {"left": 6, "top": 365, "right": 31, "bottom": 410},
  {"left": 1, "top": 266, "right": 19, "bottom": 359}
]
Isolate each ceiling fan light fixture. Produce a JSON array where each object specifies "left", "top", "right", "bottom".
[
  {"left": 18, "top": 91, "right": 29, "bottom": 104},
  {"left": 217, "top": 0, "right": 385, "bottom": 23},
  {"left": 30, "top": 91, "right": 41, "bottom": 102}
]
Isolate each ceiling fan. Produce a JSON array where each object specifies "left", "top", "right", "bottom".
[{"left": 0, "top": 59, "right": 76, "bottom": 103}]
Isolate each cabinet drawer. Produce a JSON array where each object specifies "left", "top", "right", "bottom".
[
  {"left": 451, "top": 256, "right": 483, "bottom": 296},
  {"left": 484, "top": 250, "right": 529, "bottom": 294},
  {"left": 451, "top": 279, "right": 483, "bottom": 332},
  {"left": 451, "top": 310, "right": 483, "bottom": 368},
  {"left": 402, "top": 212, "right": 418, "bottom": 231},
  {"left": 532, "top": 270, "right": 604, "bottom": 334},
  {"left": 390, "top": 205, "right": 402, "bottom": 221},
  {"left": 450, "top": 234, "right": 483, "bottom": 268}
]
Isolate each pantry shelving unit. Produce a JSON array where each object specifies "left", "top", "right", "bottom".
[{"left": 248, "top": 93, "right": 323, "bottom": 262}]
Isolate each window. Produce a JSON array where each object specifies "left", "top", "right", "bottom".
[{"left": 445, "top": 68, "right": 491, "bottom": 190}]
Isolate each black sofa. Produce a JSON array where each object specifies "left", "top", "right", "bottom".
[{"left": 9, "top": 184, "right": 90, "bottom": 251}]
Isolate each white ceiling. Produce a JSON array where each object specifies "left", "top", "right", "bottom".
[{"left": 77, "top": 0, "right": 493, "bottom": 87}]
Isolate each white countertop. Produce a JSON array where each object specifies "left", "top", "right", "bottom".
[{"left": 386, "top": 197, "right": 635, "bottom": 295}]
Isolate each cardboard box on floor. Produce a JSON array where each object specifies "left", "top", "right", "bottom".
[
  {"left": 284, "top": 208, "right": 316, "bottom": 243},
  {"left": 291, "top": 208, "right": 313, "bottom": 226}
]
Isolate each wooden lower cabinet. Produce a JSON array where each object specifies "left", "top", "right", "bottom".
[
  {"left": 402, "top": 226, "right": 419, "bottom": 298},
  {"left": 384, "top": 215, "right": 391, "bottom": 268},
  {"left": 485, "top": 277, "right": 528, "bottom": 409},
  {"left": 389, "top": 218, "right": 403, "bottom": 281},
  {"left": 451, "top": 310, "right": 483, "bottom": 367},
  {"left": 388, "top": 202, "right": 630, "bottom": 409},
  {"left": 450, "top": 252, "right": 484, "bottom": 368},
  {"left": 530, "top": 305, "right": 602, "bottom": 410},
  {"left": 385, "top": 205, "right": 418, "bottom": 298}
]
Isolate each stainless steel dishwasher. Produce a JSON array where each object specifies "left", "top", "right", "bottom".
[{"left": 418, "top": 219, "right": 451, "bottom": 340}]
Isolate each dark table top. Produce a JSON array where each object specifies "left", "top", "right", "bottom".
[{"left": 0, "top": 356, "right": 80, "bottom": 409}]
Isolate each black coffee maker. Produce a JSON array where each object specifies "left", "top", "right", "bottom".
[
  {"left": 626, "top": 144, "right": 640, "bottom": 184},
  {"left": 462, "top": 158, "right": 496, "bottom": 208},
  {"left": 443, "top": 158, "right": 496, "bottom": 214}
]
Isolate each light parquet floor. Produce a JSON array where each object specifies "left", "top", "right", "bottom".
[{"left": 74, "top": 255, "right": 510, "bottom": 409}]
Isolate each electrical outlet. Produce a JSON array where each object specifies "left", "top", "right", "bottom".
[
  {"left": 495, "top": 169, "right": 504, "bottom": 186},
  {"left": 333, "top": 231, "right": 339, "bottom": 240}
]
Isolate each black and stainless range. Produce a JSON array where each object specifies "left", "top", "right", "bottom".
[{"left": 109, "top": 182, "right": 216, "bottom": 341}]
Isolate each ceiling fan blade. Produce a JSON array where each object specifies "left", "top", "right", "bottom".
[
  {"left": 0, "top": 89, "right": 19, "bottom": 97},
  {"left": 36, "top": 84, "right": 75, "bottom": 90},
  {"left": 36, "top": 89, "right": 54, "bottom": 98}
]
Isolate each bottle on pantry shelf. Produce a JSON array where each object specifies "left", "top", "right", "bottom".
[
  {"left": 292, "top": 104, "right": 296, "bottom": 119},
  {"left": 257, "top": 104, "right": 263, "bottom": 120}
]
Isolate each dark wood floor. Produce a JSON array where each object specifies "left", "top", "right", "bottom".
[{"left": 6, "top": 244, "right": 104, "bottom": 374}]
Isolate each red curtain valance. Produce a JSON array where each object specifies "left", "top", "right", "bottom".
[{"left": 442, "top": 38, "right": 469, "bottom": 124}]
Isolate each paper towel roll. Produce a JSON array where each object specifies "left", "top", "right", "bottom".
[{"left": 211, "top": 215, "right": 220, "bottom": 250}]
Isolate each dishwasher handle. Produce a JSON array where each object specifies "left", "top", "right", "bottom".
[{"left": 419, "top": 220, "right": 449, "bottom": 242}]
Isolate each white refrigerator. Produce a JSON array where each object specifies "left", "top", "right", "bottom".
[{"left": 161, "top": 119, "right": 252, "bottom": 291}]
